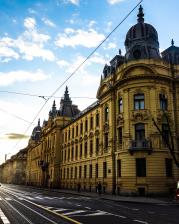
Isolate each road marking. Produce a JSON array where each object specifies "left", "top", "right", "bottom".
[
  {"left": 85, "top": 210, "right": 108, "bottom": 216},
  {"left": 0, "top": 209, "right": 10, "bottom": 224},
  {"left": 0, "top": 197, "right": 2, "bottom": 200},
  {"left": 62, "top": 210, "right": 86, "bottom": 216},
  {"left": 133, "top": 219, "right": 148, "bottom": 224},
  {"left": 85, "top": 207, "right": 91, "bottom": 209},
  {"left": 35, "top": 196, "right": 44, "bottom": 199},
  {"left": 53, "top": 208, "right": 69, "bottom": 212},
  {"left": 5, "top": 198, "right": 11, "bottom": 201}
]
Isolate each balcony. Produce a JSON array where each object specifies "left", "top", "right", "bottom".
[{"left": 129, "top": 139, "right": 152, "bottom": 155}]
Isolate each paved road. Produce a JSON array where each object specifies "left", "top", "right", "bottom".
[{"left": 0, "top": 184, "right": 178, "bottom": 224}]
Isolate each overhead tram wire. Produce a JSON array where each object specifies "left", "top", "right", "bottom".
[
  {"left": 12, "top": 0, "right": 143, "bottom": 150},
  {"left": 0, "top": 90, "right": 96, "bottom": 100}
]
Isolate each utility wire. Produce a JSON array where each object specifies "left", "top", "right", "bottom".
[
  {"left": 0, "top": 108, "right": 35, "bottom": 125},
  {"left": 12, "top": 0, "right": 143, "bottom": 150},
  {"left": 0, "top": 90, "right": 96, "bottom": 100}
]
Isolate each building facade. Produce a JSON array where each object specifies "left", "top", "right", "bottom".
[
  {"left": 0, "top": 148, "right": 27, "bottom": 185},
  {"left": 2, "top": 6, "right": 179, "bottom": 196}
]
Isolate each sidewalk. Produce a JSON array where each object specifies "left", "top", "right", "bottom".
[{"left": 48, "top": 189, "right": 177, "bottom": 205}]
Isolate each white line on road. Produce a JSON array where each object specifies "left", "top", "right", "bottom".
[
  {"left": 0, "top": 197, "right": 2, "bottom": 200},
  {"left": 62, "top": 210, "right": 86, "bottom": 216},
  {"left": 85, "top": 210, "right": 108, "bottom": 216},
  {"left": 133, "top": 219, "right": 148, "bottom": 224},
  {"left": 5, "top": 198, "right": 11, "bottom": 201},
  {"left": 85, "top": 207, "right": 91, "bottom": 210},
  {"left": 54, "top": 208, "right": 69, "bottom": 212},
  {"left": 0, "top": 209, "right": 10, "bottom": 224}
]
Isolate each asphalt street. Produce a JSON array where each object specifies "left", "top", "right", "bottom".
[{"left": 0, "top": 184, "right": 178, "bottom": 224}]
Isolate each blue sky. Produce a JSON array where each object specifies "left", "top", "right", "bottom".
[{"left": 0, "top": 0, "right": 179, "bottom": 164}]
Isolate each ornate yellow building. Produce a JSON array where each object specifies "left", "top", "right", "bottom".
[{"left": 8, "top": 6, "right": 179, "bottom": 196}]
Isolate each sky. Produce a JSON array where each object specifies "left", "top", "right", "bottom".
[{"left": 0, "top": 0, "right": 179, "bottom": 165}]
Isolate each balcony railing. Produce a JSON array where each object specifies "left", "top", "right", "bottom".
[{"left": 129, "top": 139, "right": 152, "bottom": 155}]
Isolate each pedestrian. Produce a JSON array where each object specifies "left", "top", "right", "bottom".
[
  {"left": 97, "top": 182, "right": 102, "bottom": 195},
  {"left": 77, "top": 183, "right": 81, "bottom": 192}
]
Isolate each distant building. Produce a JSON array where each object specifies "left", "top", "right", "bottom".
[
  {"left": 0, "top": 148, "right": 27, "bottom": 185},
  {"left": 3, "top": 6, "right": 179, "bottom": 196}
]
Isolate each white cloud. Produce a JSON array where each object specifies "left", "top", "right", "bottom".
[
  {"left": 0, "top": 18, "right": 55, "bottom": 62},
  {"left": 88, "top": 20, "right": 97, "bottom": 28},
  {"left": 28, "top": 8, "right": 37, "bottom": 14},
  {"left": 107, "top": 0, "right": 125, "bottom": 4},
  {"left": 64, "top": 54, "right": 107, "bottom": 73},
  {"left": 42, "top": 18, "right": 56, "bottom": 27},
  {"left": 55, "top": 28, "right": 105, "bottom": 48},
  {"left": 0, "top": 46, "right": 19, "bottom": 61},
  {"left": 24, "top": 17, "right": 36, "bottom": 29},
  {"left": 103, "top": 42, "right": 117, "bottom": 50},
  {"left": 0, "top": 69, "right": 50, "bottom": 86},
  {"left": 64, "top": 0, "right": 80, "bottom": 5},
  {"left": 57, "top": 60, "right": 70, "bottom": 68}
]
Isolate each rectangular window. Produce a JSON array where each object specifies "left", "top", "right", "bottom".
[
  {"left": 117, "top": 159, "right": 121, "bottom": 177},
  {"left": 103, "top": 162, "right": 107, "bottom": 178},
  {"left": 162, "top": 123, "right": 169, "bottom": 144},
  {"left": 75, "top": 167, "right": 77, "bottom": 178},
  {"left": 85, "top": 119, "right": 88, "bottom": 132},
  {"left": 84, "top": 165, "right": 87, "bottom": 178},
  {"left": 135, "top": 123, "right": 145, "bottom": 142},
  {"left": 79, "top": 166, "right": 82, "bottom": 179},
  {"left": 165, "top": 158, "right": 173, "bottom": 177},
  {"left": 134, "top": 94, "right": 144, "bottom": 110},
  {"left": 105, "top": 107, "right": 109, "bottom": 121},
  {"left": 95, "top": 163, "right": 98, "bottom": 178},
  {"left": 136, "top": 158, "right": 146, "bottom": 177},
  {"left": 67, "top": 168, "right": 69, "bottom": 179},
  {"left": 71, "top": 147, "right": 74, "bottom": 161},
  {"left": 160, "top": 94, "right": 168, "bottom": 110},
  {"left": 68, "top": 130, "right": 70, "bottom": 140},
  {"left": 118, "top": 98, "right": 123, "bottom": 113},
  {"left": 89, "top": 164, "right": 92, "bottom": 178},
  {"left": 90, "top": 117, "right": 93, "bottom": 129},
  {"left": 75, "top": 145, "right": 78, "bottom": 159},
  {"left": 71, "top": 167, "right": 73, "bottom": 179},
  {"left": 76, "top": 125, "right": 78, "bottom": 136},
  {"left": 84, "top": 142, "right": 88, "bottom": 157},
  {"left": 96, "top": 138, "right": 99, "bottom": 154},
  {"left": 80, "top": 123, "right": 83, "bottom": 134},
  {"left": 105, "top": 133, "right": 108, "bottom": 149},
  {"left": 90, "top": 140, "right": 93, "bottom": 156},
  {"left": 118, "top": 127, "right": 122, "bottom": 144},
  {"left": 96, "top": 113, "right": 99, "bottom": 127},
  {"left": 72, "top": 128, "right": 74, "bottom": 138},
  {"left": 80, "top": 144, "right": 82, "bottom": 158}
]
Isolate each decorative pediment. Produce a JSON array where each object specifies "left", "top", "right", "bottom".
[
  {"left": 89, "top": 131, "right": 94, "bottom": 138},
  {"left": 131, "top": 110, "right": 149, "bottom": 122},
  {"left": 117, "top": 113, "right": 124, "bottom": 126},
  {"left": 79, "top": 136, "right": 83, "bottom": 142},
  {"left": 95, "top": 130, "right": 99, "bottom": 136},
  {"left": 84, "top": 134, "right": 88, "bottom": 141},
  {"left": 75, "top": 138, "right": 78, "bottom": 144},
  {"left": 103, "top": 123, "right": 109, "bottom": 133},
  {"left": 122, "top": 64, "right": 156, "bottom": 79}
]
